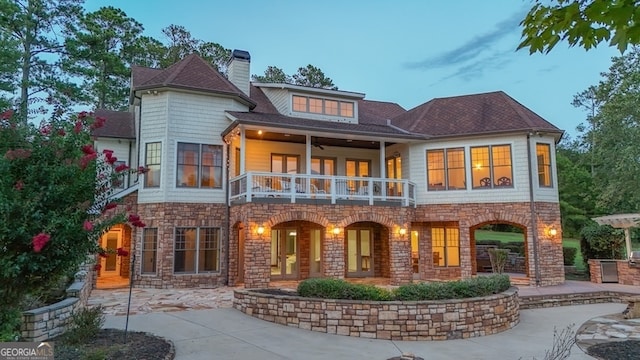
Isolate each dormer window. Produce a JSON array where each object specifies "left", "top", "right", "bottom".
[{"left": 292, "top": 95, "right": 354, "bottom": 117}]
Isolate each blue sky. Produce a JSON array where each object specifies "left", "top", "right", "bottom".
[{"left": 85, "top": 0, "right": 619, "bottom": 138}]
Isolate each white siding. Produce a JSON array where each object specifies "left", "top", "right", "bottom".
[
  {"left": 138, "top": 93, "right": 169, "bottom": 203},
  {"left": 260, "top": 88, "right": 289, "bottom": 114},
  {"left": 94, "top": 138, "right": 138, "bottom": 188},
  {"left": 410, "top": 134, "right": 559, "bottom": 205}
]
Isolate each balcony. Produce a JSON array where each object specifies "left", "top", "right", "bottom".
[{"left": 230, "top": 172, "right": 416, "bottom": 207}]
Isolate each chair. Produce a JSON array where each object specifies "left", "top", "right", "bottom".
[
  {"left": 479, "top": 177, "right": 492, "bottom": 187},
  {"left": 496, "top": 176, "right": 512, "bottom": 187}
]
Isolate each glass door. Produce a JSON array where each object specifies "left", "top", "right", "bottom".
[
  {"left": 100, "top": 229, "right": 122, "bottom": 276},
  {"left": 346, "top": 159, "right": 370, "bottom": 194},
  {"left": 346, "top": 228, "right": 373, "bottom": 277},
  {"left": 311, "top": 157, "right": 336, "bottom": 193},
  {"left": 386, "top": 155, "right": 402, "bottom": 196},
  {"left": 309, "top": 229, "right": 322, "bottom": 277},
  {"left": 270, "top": 228, "right": 298, "bottom": 279}
]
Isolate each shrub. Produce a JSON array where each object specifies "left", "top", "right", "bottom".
[
  {"left": 297, "top": 275, "right": 511, "bottom": 302},
  {"left": 580, "top": 223, "right": 625, "bottom": 267},
  {"left": 297, "top": 278, "right": 392, "bottom": 301},
  {"left": 562, "top": 247, "right": 578, "bottom": 266},
  {"left": 64, "top": 305, "right": 105, "bottom": 345},
  {"left": 502, "top": 242, "right": 525, "bottom": 256},
  {"left": 476, "top": 240, "right": 502, "bottom": 247},
  {"left": 395, "top": 275, "right": 511, "bottom": 301},
  {"left": 488, "top": 248, "right": 509, "bottom": 273}
]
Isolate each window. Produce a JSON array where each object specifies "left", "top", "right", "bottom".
[
  {"left": 346, "top": 159, "right": 370, "bottom": 193},
  {"left": 174, "top": 227, "right": 220, "bottom": 273},
  {"left": 427, "top": 148, "right": 466, "bottom": 190},
  {"left": 271, "top": 154, "right": 299, "bottom": 173},
  {"left": 536, "top": 143, "right": 552, "bottom": 187},
  {"left": 145, "top": 142, "right": 161, "bottom": 188},
  {"left": 291, "top": 95, "right": 354, "bottom": 118},
  {"left": 142, "top": 228, "right": 157, "bottom": 274},
  {"left": 113, "top": 160, "right": 127, "bottom": 189},
  {"left": 471, "top": 145, "right": 513, "bottom": 189},
  {"left": 432, "top": 226, "right": 459, "bottom": 267},
  {"left": 176, "top": 143, "right": 222, "bottom": 188}
]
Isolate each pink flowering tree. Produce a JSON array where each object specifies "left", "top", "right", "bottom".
[{"left": 0, "top": 109, "right": 145, "bottom": 340}]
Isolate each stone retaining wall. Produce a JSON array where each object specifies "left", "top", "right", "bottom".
[
  {"left": 519, "top": 291, "right": 632, "bottom": 310},
  {"left": 21, "top": 266, "right": 94, "bottom": 342},
  {"left": 233, "top": 287, "right": 519, "bottom": 340}
]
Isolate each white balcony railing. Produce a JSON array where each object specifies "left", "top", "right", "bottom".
[{"left": 230, "top": 172, "right": 416, "bottom": 207}]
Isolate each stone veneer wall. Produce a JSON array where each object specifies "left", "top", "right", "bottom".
[
  {"left": 21, "top": 265, "right": 94, "bottom": 342},
  {"left": 589, "top": 259, "right": 640, "bottom": 286},
  {"left": 233, "top": 287, "right": 519, "bottom": 340},
  {"left": 229, "top": 201, "right": 562, "bottom": 288},
  {"left": 133, "top": 202, "right": 228, "bottom": 288}
]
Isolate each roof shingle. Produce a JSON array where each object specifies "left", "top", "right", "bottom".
[
  {"left": 391, "top": 91, "right": 561, "bottom": 137},
  {"left": 358, "top": 100, "right": 406, "bottom": 125},
  {"left": 91, "top": 109, "right": 135, "bottom": 139}
]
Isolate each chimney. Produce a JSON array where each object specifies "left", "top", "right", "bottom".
[{"left": 228, "top": 49, "right": 250, "bottom": 96}]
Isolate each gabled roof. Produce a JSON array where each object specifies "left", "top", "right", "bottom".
[
  {"left": 133, "top": 54, "right": 255, "bottom": 108},
  {"left": 131, "top": 66, "right": 162, "bottom": 88},
  {"left": 358, "top": 100, "right": 406, "bottom": 125},
  {"left": 391, "top": 91, "right": 562, "bottom": 138},
  {"left": 224, "top": 111, "right": 424, "bottom": 140},
  {"left": 91, "top": 109, "right": 135, "bottom": 139}
]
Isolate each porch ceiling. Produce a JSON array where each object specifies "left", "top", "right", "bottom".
[{"left": 245, "top": 130, "right": 389, "bottom": 149}]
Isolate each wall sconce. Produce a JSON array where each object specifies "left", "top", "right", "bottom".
[
  {"left": 256, "top": 225, "right": 265, "bottom": 238},
  {"left": 547, "top": 226, "right": 557, "bottom": 237},
  {"left": 332, "top": 227, "right": 341, "bottom": 239},
  {"left": 399, "top": 228, "right": 407, "bottom": 238}
]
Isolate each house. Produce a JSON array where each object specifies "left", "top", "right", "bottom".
[{"left": 93, "top": 50, "right": 564, "bottom": 289}]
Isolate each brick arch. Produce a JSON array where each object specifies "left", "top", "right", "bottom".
[
  {"left": 466, "top": 212, "right": 530, "bottom": 231},
  {"left": 266, "top": 211, "right": 330, "bottom": 228},
  {"left": 338, "top": 212, "right": 395, "bottom": 229}
]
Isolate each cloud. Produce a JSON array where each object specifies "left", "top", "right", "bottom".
[
  {"left": 405, "top": 9, "right": 526, "bottom": 70},
  {"left": 436, "top": 49, "right": 514, "bottom": 83}
]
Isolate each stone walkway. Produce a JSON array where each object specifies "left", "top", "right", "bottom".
[{"left": 88, "top": 283, "right": 640, "bottom": 349}]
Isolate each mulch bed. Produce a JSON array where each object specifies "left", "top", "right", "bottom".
[
  {"left": 587, "top": 340, "right": 640, "bottom": 360},
  {"left": 54, "top": 328, "right": 174, "bottom": 360}
]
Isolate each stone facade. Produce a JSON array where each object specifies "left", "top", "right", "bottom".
[
  {"left": 132, "top": 202, "right": 228, "bottom": 288},
  {"left": 233, "top": 287, "right": 519, "bottom": 340},
  {"left": 228, "top": 201, "right": 563, "bottom": 288},
  {"left": 589, "top": 259, "right": 640, "bottom": 286}
]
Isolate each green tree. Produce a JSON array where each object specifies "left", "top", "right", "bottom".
[
  {"left": 0, "top": 110, "right": 145, "bottom": 340},
  {"left": 0, "top": 0, "right": 84, "bottom": 123},
  {"left": 293, "top": 64, "right": 337, "bottom": 90},
  {"left": 0, "top": 32, "right": 20, "bottom": 109},
  {"left": 62, "top": 6, "right": 147, "bottom": 110},
  {"left": 252, "top": 65, "right": 292, "bottom": 83},
  {"left": 252, "top": 64, "right": 338, "bottom": 89},
  {"left": 519, "top": 0, "right": 640, "bottom": 54},
  {"left": 580, "top": 223, "right": 625, "bottom": 267},
  {"left": 159, "top": 24, "right": 231, "bottom": 73},
  {"left": 576, "top": 48, "right": 640, "bottom": 212}
]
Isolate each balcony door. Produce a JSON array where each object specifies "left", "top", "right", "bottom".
[
  {"left": 346, "top": 228, "right": 373, "bottom": 277},
  {"left": 311, "top": 157, "right": 336, "bottom": 193},
  {"left": 346, "top": 159, "right": 370, "bottom": 193},
  {"left": 386, "top": 155, "right": 402, "bottom": 196},
  {"left": 270, "top": 228, "right": 298, "bottom": 279}
]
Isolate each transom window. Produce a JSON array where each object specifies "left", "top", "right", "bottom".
[
  {"left": 176, "top": 143, "right": 223, "bottom": 188},
  {"left": 432, "top": 225, "right": 460, "bottom": 267},
  {"left": 174, "top": 227, "right": 220, "bottom": 273},
  {"left": 426, "top": 148, "right": 466, "bottom": 190},
  {"left": 471, "top": 145, "right": 513, "bottom": 189},
  {"left": 292, "top": 95, "right": 354, "bottom": 117},
  {"left": 536, "top": 143, "right": 553, "bottom": 187},
  {"left": 144, "top": 142, "right": 161, "bottom": 188}
]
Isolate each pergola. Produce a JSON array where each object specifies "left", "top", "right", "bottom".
[{"left": 592, "top": 213, "right": 640, "bottom": 259}]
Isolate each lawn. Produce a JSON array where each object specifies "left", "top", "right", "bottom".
[{"left": 474, "top": 230, "right": 585, "bottom": 271}]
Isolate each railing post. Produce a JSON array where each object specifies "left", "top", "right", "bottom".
[
  {"left": 331, "top": 177, "right": 336, "bottom": 204},
  {"left": 290, "top": 174, "right": 296, "bottom": 203},
  {"left": 403, "top": 181, "right": 409, "bottom": 207},
  {"left": 246, "top": 173, "right": 252, "bottom": 203}
]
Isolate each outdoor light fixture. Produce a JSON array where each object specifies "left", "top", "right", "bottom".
[
  {"left": 548, "top": 226, "right": 557, "bottom": 237},
  {"left": 399, "top": 228, "right": 407, "bottom": 237},
  {"left": 257, "top": 225, "right": 265, "bottom": 238},
  {"left": 332, "top": 227, "right": 341, "bottom": 239}
]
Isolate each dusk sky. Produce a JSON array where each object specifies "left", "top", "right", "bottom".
[{"left": 85, "top": 0, "right": 620, "bottom": 138}]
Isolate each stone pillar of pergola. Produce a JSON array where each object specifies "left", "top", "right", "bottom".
[{"left": 592, "top": 213, "right": 640, "bottom": 259}]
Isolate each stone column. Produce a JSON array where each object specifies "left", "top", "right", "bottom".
[
  {"left": 244, "top": 228, "right": 270, "bottom": 288},
  {"left": 389, "top": 233, "right": 412, "bottom": 285},
  {"left": 323, "top": 230, "right": 344, "bottom": 278}
]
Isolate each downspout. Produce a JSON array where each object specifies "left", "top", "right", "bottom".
[
  {"left": 134, "top": 95, "right": 142, "bottom": 185},
  {"left": 224, "top": 143, "right": 232, "bottom": 285},
  {"left": 526, "top": 133, "right": 541, "bottom": 286}
]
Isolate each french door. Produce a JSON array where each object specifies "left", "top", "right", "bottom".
[
  {"left": 346, "top": 228, "right": 373, "bottom": 277},
  {"left": 270, "top": 228, "right": 298, "bottom": 279}
]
